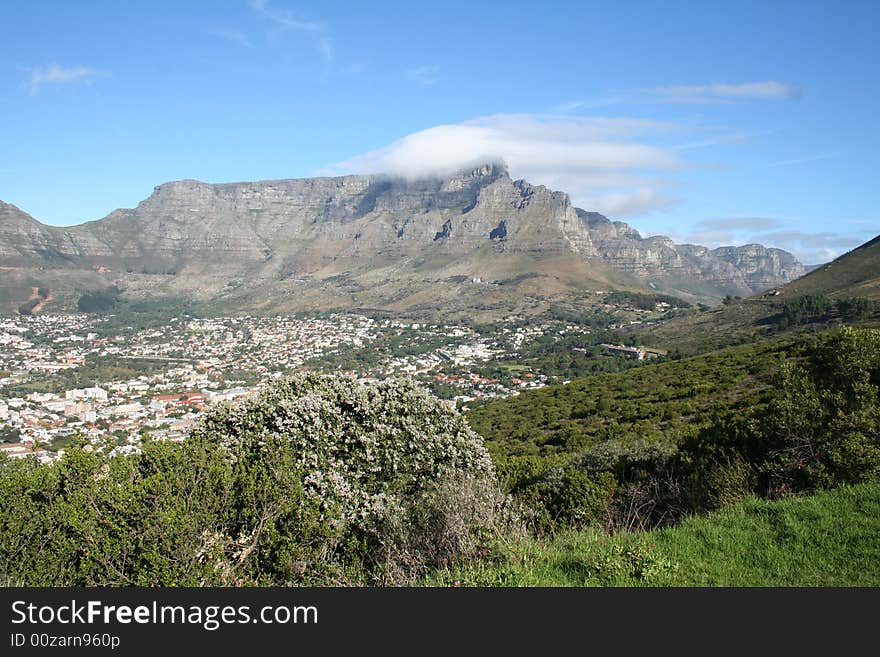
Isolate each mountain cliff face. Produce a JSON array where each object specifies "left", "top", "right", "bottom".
[
  {"left": 59, "top": 164, "right": 596, "bottom": 266},
  {"left": 0, "top": 164, "right": 807, "bottom": 316},
  {"left": 579, "top": 210, "right": 805, "bottom": 298}
]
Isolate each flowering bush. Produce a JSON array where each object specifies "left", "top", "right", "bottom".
[
  {"left": 191, "top": 373, "right": 503, "bottom": 583},
  {"left": 194, "top": 374, "right": 495, "bottom": 521},
  {"left": 0, "top": 374, "right": 504, "bottom": 586}
]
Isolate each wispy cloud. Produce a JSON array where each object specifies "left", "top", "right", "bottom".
[
  {"left": 553, "top": 97, "right": 627, "bottom": 113},
  {"left": 755, "top": 230, "right": 866, "bottom": 250},
  {"left": 317, "top": 37, "right": 334, "bottom": 62},
  {"left": 404, "top": 65, "right": 440, "bottom": 86},
  {"left": 762, "top": 154, "right": 830, "bottom": 168},
  {"left": 208, "top": 27, "right": 254, "bottom": 48},
  {"left": 249, "top": 0, "right": 332, "bottom": 61},
  {"left": 654, "top": 81, "right": 801, "bottom": 103},
  {"left": 556, "top": 81, "right": 802, "bottom": 112},
  {"left": 752, "top": 229, "right": 869, "bottom": 264},
  {"left": 25, "top": 64, "right": 107, "bottom": 94},
  {"left": 673, "top": 131, "right": 754, "bottom": 151},
  {"left": 694, "top": 217, "right": 782, "bottom": 232},
  {"left": 324, "top": 113, "right": 686, "bottom": 218},
  {"left": 249, "top": 0, "right": 323, "bottom": 32}
]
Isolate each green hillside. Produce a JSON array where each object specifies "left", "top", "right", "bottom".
[
  {"left": 777, "top": 234, "right": 880, "bottom": 300},
  {"left": 469, "top": 336, "right": 793, "bottom": 458},
  {"left": 424, "top": 482, "right": 880, "bottom": 586},
  {"left": 468, "top": 327, "right": 880, "bottom": 532},
  {"left": 625, "top": 234, "right": 880, "bottom": 355}
]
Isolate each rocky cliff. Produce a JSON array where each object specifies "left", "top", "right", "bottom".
[
  {"left": 579, "top": 210, "right": 805, "bottom": 298},
  {"left": 0, "top": 164, "right": 807, "bottom": 316}
]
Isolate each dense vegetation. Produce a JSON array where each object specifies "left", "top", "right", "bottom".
[
  {"left": 469, "top": 337, "right": 791, "bottom": 458},
  {"left": 0, "top": 374, "right": 511, "bottom": 585},
  {"left": 770, "top": 294, "right": 878, "bottom": 329},
  {"left": 77, "top": 287, "right": 122, "bottom": 313},
  {"left": 605, "top": 291, "right": 691, "bottom": 310},
  {"left": 469, "top": 328, "right": 880, "bottom": 532},
  {"left": 16, "top": 298, "right": 40, "bottom": 316},
  {"left": 1, "top": 325, "right": 877, "bottom": 587}
]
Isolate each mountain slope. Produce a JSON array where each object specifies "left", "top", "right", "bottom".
[
  {"left": 582, "top": 210, "right": 804, "bottom": 299},
  {"left": 774, "top": 234, "right": 880, "bottom": 300},
  {"left": 626, "top": 233, "right": 880, "bottom": 354},
  {"left": 0, "top": 165, "right": 807, "bottom": 317}
]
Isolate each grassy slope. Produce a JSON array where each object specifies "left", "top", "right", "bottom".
[
  {"left": 778, "top": 235, "right": 880, "bottom": 300},
  {"left": 424, "top": 482, "right": 880, "bottom": 586}
]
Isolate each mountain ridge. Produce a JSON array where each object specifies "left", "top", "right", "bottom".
[{"left": 0, "top": 164, "right": 807, "bottom": 317}]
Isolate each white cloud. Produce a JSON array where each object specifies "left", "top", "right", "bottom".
[
  {"left": 556, "top": 81, "right": 801, "bottom": 111},
  {"left": 404, "top": 65, "right": 440, "bottom": 86},
  {"left": 325, "top": 114, "right": 685, "bottom": 218},
  {"left": 758, "top": 235, "right": 861, "bottom": 265},
  {"left": 317, "top": 37, "right": 334, "bottom": 62},
  {"left": 585, "top": 187, "right": 680, "bottom": 218},
  {"left": 26, "top": 64, "right": 106, "bottom": 94},
  {"left": 248, "top": 0, "right": 323, "bottom": 32},
  {"left": 553, "top": 97, "right": 626, "bottom": 113},
  {"left": 655, "top": 81, "right": 801, "bottom": 103}
]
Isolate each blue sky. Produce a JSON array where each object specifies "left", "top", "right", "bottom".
[{"left": 1, "top": 0, "right": 877, "bottom": 263}]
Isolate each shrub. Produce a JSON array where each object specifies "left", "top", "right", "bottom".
[
  {"left": 703, "top": 455, "right": 757, "bottom": 509},
  {"left": 759, "top": 330, "right": 880, "bottom": 495},
  {"left": 191, "top": 373, "right": 502, "bottom": 582},
  {"left": 0, "top": 374, "right": 505, "bottom": 585},
  {"left": 683, "top": 327, "right": 880, "bottom": 500},
  {"left": 574, "top": 439, "right": 677, "bottom": 480},
  {"left": 369, "top": 474, "right": 525, "bottom": 584}
]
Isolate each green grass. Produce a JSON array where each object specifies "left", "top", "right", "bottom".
[{"left": 423, "top": 482, "right": 880, "bottom": 586}]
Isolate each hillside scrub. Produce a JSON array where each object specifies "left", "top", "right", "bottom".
[
  {"left": 471, "top": 328, "right": 880, "bottom": 533},
  {"left": 0, "top": 374, "right": 515, "bottom": 585}
]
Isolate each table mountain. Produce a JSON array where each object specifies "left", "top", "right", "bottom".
[{"left": 0, "top": 164, "right": 807, "bottom": 317}]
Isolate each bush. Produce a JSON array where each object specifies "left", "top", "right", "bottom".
[
  {"left": 759, "top": 328, "right": 880, "bottom": 495},
  {"left": 194, "top": 373, "right": 495, "bottom": 522},
  {"left": 682, "top": 327, "right": 880, "bottom": 501},
  {"left": 370, "top": 474, "right": 525, "bottom": 584},
  {"left": 0, "top": 374, "right": 506, "bottom": 585},
  {"left": 703, "top": 455, "right": 757, "bottom": 509},
  {"left": 192, "top": 373, "right": 504, "bottom": 583}
]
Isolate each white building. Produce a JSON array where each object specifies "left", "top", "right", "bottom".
[{"left": 65, "top": 386, "right": 108, "bottom": 402}]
